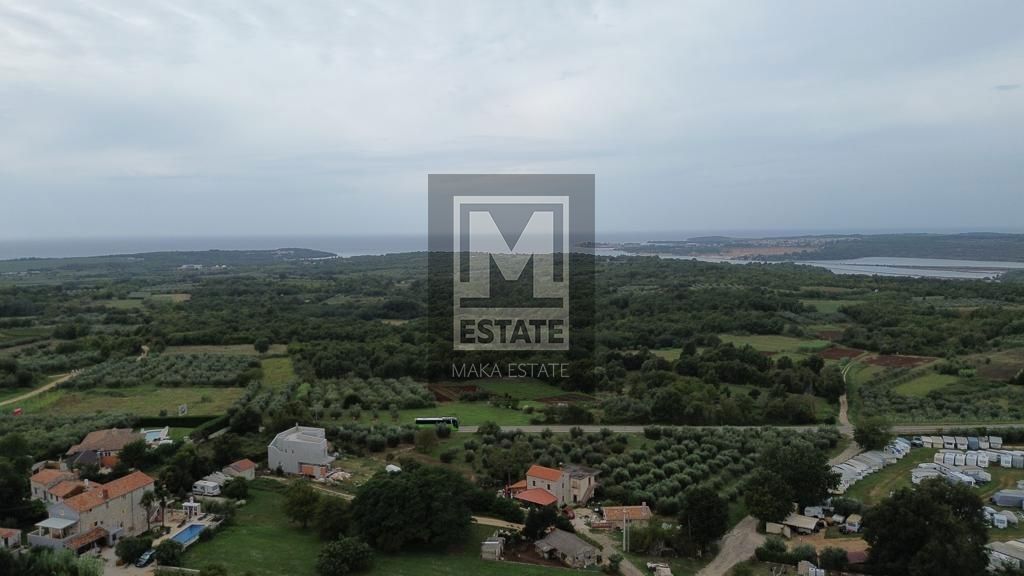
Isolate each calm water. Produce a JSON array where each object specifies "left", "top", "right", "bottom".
[{"left": 3, "top": 236, "right": 1021, "bottom": 279}]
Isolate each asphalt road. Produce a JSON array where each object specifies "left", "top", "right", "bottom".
[{"left": 458, "top": 423, "right": 1024, "bottom": 435}]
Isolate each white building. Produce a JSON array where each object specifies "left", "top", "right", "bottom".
[{"left": 268, "top": 425, "right": 334, "bottom": 479}]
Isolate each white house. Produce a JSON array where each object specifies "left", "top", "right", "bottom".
[{"left": 268, "top": 425, "right": 334, "bottom": 479}]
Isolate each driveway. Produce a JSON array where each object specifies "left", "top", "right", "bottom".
[{"left": 696, "top": 516, "right": 764, "bottom": 576}]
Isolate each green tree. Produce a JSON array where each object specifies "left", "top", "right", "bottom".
[
  {"left": 140, "top": 490, "right": 157, "bottom": 532},
  {"left": 115, "top": 536, "right": 152, "bottom": 564},
  {"left": 119, "top": 439, "right": 149, "bottom": 470},
  {"left": 863, "top": 478, "right": 988, "bottom": 576},
  {"left": 351, "top": 464, "right": 473, "bottom": 552},
  {"left": 315, "top": 496, "right": 352, "bottom": 541},
  {"left": 680, "top": 486, "right": 728, "bottom": 555},
  {"left": 284, "top": 481, "right": 321, "bottom": 529},
  {"left": 744, "top": 469, "right": 794, "bottom": 523},
  {"left": 854, "top": 417, "right": 893, "bottom": 450},
  {"left": 316, "top": 537, "right": 374, "bottom": 576},
  {"left": 154, "top": 540, "right": 184, "bottom": 567},
  {"left": 222, "top": 477, "right": 249, "bottom": 500},
  {"left": 414, "top": 427, "right": 438, "bottom": 454},
  {"left": 254, "top": 338, "right": 271, "bottom": 354}
]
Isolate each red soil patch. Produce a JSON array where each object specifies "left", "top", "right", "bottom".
[
  {"left": 819, "top": 347, "right": 864, "bottom": 360},
  {"left": 537, "top": 393, "right": 595, "bottom": 404},
  {"left": 428, "top": 384, "right": 479, "bottom": 402},
  {"left": 865, "top": 355, "right": 935, "bottom": 368},
  {"left": 816, "top": 330, "right": 845, "bottom": 341}
]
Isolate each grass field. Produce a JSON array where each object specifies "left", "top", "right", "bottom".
[
  {"left": 718, "top": 334, "right": 831, "bottom": 354},
  {"left": 184, "top": 483, "right": 321, "bottom": 576},
  {"left": 185, "top": 485, "right": 572, "bottom": 576},
  {"left": 844, "top": 448, "right": 937, "bottom": 506},
  {"left": 800, "top": 299, "right": 865, "bottom": 314},
  {"left": 164, "top": 344, "right": 289, "bottom": 356},
  {"left": 475, "top": 379, "right": 568, "bottom": 400},
  {"left": 892, "top": 373, "right": 959, "bottom": 397},
  {"left": 261, "top": 357, "right": 297, "bottom": 388},
  {"left": 335, "top": 401, "right": 536, "bottom": 427},
  {"left": 150, "top": 293, "right": 192, "bottom": 303},
  {"left": 371, "top": 524, "right": 574, "bottom": 576},
  {"left": 13, "top": 385, "right": 245, "bottom": 417}
]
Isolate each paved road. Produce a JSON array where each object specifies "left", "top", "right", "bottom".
[
  {"left": 458, "top": 422, "right": 1012, "bottom": 435},
  {"left": 0, "top": 371, "right": 75, "bottom": 408}
]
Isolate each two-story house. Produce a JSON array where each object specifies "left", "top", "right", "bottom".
[
  {"left": 267, "top": 425, "right": 334, "bottom": 479},
  {"left": 65, "top": 428, "right": 141, "bottom": 468},
  {"left": 515, "top": 464, "right": 599, "bottom": 508},
  {"left": 29, "top": 471, "right": 155, "bottom": 554}
]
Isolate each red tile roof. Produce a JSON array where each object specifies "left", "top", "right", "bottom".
[
  {"left": 509, "top": 479, "right": 528, "bottom": 491},
  {"left": 66, "top": 428, "right": 139, "bottom": 455},
  {"left": 30, "top": 469, "right": 73, "bottom": 486},
  {"left": 64, "top": 471, "right": 154, "bottom": 513},
  {"left": 0, "top": 528, "right": 19, "bottom": 538},
  {"left": 526, "top": 465, "right": 562, "bottom": 483},
  {"left": 48, "top": 480, "right": 86, "bottom": 499},
  {"left": 65, "top": 527, "right": 107, "bottom": 551},
  {"left": 231, "top": 459, "right": 256, "bottom": 472},
  {"left": 515, "top": 488, "right": 558, "bottom": 507}
]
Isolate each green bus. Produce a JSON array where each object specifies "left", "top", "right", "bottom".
[{"left": 414, "top": 416, "right": 460, "bottom": 430}]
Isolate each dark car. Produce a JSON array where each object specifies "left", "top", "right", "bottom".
[{"left": 135, "top": 549, "right": 156, "bottom": 568}]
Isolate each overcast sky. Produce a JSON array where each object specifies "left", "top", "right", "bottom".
[{"left": 1, "top": 1, "right": 1022, "bottom": 240}]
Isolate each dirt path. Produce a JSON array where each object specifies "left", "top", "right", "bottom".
[
  {"left": 697, "top": 516, "right": 765, "bottom": 576},
  {"left": 473, "top": 516, "right": 525, "bottom": 530},
  {"left": 573, "top": 522, "right": 645, "bottom": 576},
  {"left": 0, "top": 371, "right": 75, "bottom": 408}
]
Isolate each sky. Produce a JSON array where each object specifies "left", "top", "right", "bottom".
[{"left": 0, "top": 0, "right": 1022, "bottom": 240}]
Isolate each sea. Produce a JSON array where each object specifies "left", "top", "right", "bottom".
[{"left": 2, "top": 233, "right": 1023, "bottom": 280}]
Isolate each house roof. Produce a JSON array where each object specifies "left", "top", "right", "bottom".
[
  {"left": 269, "top": 425, "right": 327, "bottom": 450},
  {"left": 30, "top": 469, "right": 74, "bottom": 486},
  {"left": 65, "top": 527, "right": 107, "bottom": 551},
  {"left": 846, "top": 514, "right": 863, "bottom": 523},
  {"left": 48, "top": 480, "right": 86, "bottom": 499},
  {"left": 0, "top": 528, "right": 19, "bottom": 538},
  {"left": 66, "top": 428, "right": 139, "bottom": 455},
  {"left": 230, "top": 459, "right": 256, "bottom": 472},
  {"left": 516, "top": 488, "right": 558, "bottom": 507},
  {"left": 64, "top": 471, "right": 154, "bottom": 513},
  {"left": 36, "top": 517, "right": 77, "bottom": 530},
  {"left": 782, "top": 514, "right": 821, "bottom": 531},
  {"left": 509, "top": 479, "right": 528, "bottom": 490},
  {"left": 562, "top": 464, "right": 599, "bottom": 479},
  {"left": 526, "top": 465, "right": 562, "bottom": 482},
  {"left": 603, "top": 505, "right": 653, "bottom": 522},
  {"left": 537, "top": 528, "right": 595, "bottom": 556}
]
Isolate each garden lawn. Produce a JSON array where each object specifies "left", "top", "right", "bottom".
[
  {"left": 799, "top": 299, "right": 865, "bottom": 314},
  {"left": 261, "top": 357, "right": 297, "bottom": 388},
  {"left": 718, "top": 334, "right": 830, "bottom": 353},
  {"left": 184, "top": 484, "right": 320, "bottom": 576},
  {"left": 14, "top": 385, "right": 244, "bottom": 417},
  {"left": 892, "top": 373, "right": 958, "bottom": 397},
  {"left": 844, "top": 449, "right": 937, "bottom": 506},
  {"left": 370, "top": 525, "right": 575, "bottom": 576},
  {"left": 476, "top": 378, "right": 566, "bottom": 400}
]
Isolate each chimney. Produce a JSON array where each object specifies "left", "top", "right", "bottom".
[{"left": 84, "top": 479, "right": 90, "bottom": 489}]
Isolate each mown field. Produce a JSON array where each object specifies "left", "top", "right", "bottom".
[
  {"left": 11, "top": 384, "right": 244, "bottom": 417},
  {"left": 184, "top": 482, "right": 573, "bottom": 576}
]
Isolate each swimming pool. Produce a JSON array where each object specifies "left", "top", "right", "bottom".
[{"left": 170, "top": 523, "right": 205, "bottom": 547}]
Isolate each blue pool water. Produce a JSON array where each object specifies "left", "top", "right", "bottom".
[{"left": 171, "top": 524, "right": 204, "bottom": 545}]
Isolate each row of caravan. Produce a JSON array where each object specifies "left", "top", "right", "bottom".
[
  {"left": 832, "top": 437, "right": 913, "bottom": 494},
  {"left": 919, "top": 435, "right": 1003, "bottom": 450},
  {"left": 912, "top": 462, "right": 990, "bottom": 486},
  {"left": 934, "top": 449, "right": 1024, "bottom": 470}
]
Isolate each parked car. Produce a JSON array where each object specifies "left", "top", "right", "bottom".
[{"left": 135, "top": 549, "right": 156, "bottom": 568}]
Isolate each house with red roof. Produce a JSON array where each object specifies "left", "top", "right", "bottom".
[
  {"left": 28, "top": 471, "right": 155, "bottom": 554},
  {"left": 224, "top": 458, "right": 257, "bottom": 481},
  {"left": 513, "top": 464, "right": 599, "bottom": 508},
  {"left": 29, "top": 468, "right": 78, "bottom": 502},
  {"left": 0, "top": 527, "right": 21, "bottom": 550}
]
